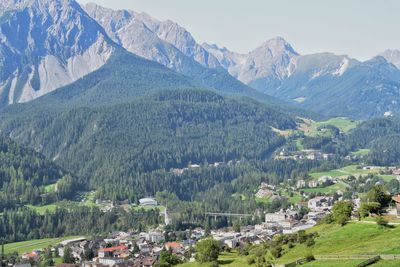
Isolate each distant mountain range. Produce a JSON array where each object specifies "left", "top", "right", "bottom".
[{"left": 0, "top": 0, "right": 399, "bottom": 118}]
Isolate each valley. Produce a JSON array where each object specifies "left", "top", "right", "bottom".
[{"left": 0, "top": 0, "right": 399, "bottom": 267}]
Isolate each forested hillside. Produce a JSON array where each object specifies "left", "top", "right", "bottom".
[
  {"left": 0, "top": 137, "right": 75, "bottom": 212},
  {"left": 0, "top": 89, "right": 297, "bottom": 200}
]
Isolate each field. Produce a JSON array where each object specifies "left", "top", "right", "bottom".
[
  {"left": 178, "top": 251, "right": 251, "bottom": 267},
  {"left": 309, "top": 165, "right": 395, "bottom": 181},
  {"left": 301, "top": 182, "right": 347, "bottom": 194},
  {"left": 299, "top": 117, "right": 358, "bottom": 137},
  {"left": 276, "top": 223, "right": 400, "bottom": 264},
  {"left": 4, "top": 236, "right": 82, "bottom": 254}
]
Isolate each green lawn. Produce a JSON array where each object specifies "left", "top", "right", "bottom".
[
  {"left": 178, "top": 252, "right": 251, "bottom": 267},
  {"left": 371, "top": 260, "right": 400, "bottom": 266},
  {"left": 5, "top": 236, "right": 81, "bottom": 254},
  {"left": 309, "top": 165, "right": 395, "bottom": 182},
  {"left": 300, "top": 117, "right": 358, "bottom": 137},
  {"left": 315, "top": 118, "right": 358, "bottom": 133},
  {"left": 352, "top": 149, "right": 370, "bottom": 156},
  {"left": 276, "top": 223, "right": 400, "bottom": 264},
  {"left": 302, "top": 260, "right": 364, "bottom": 267}
]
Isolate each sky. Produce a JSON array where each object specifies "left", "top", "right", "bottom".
[{"left": 77, "top": 0, "right": 400, "bottom": 60}]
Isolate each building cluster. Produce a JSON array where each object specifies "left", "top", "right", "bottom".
[
  {"left": 296, "top": 176, "right": 336, "bottom": 189},
  {"left": 16, "top": 228, "right": 206, "bottom": 267},
  {"left": 276, "top": 149, "right": 334, "bottom": 161}
]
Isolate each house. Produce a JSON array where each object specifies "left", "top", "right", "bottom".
[
  {"left": 165, "top": 242, "right": 183, "bottom": 253},
  {"left": 308, "top": 196, "right": 333, "bottom": 211},
  {"left": 308, "top": 180, "right": 319, "bottom": 188},
  {"left": 98, "top": 245, "right": 129, "bottom": 258},
  {"left": 98, "top": 258, "right": 125, "bottom": 266},
  {"left": 296, "top": 180, "right": 306, "bottom": 189},
  {"left": 142, "top": 257, "right": 157, "bottom": 267},
  {"left": 139, "top": 198, "right": 158, "bottom": 206},
  {"left": 145, "top": 230, "right": 164, "bottom": 243},
  {"left": 21, "top": 252, "right": 40, "bottom": 262}
]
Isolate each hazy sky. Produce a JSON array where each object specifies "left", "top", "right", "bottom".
[{"left": 77, "top": 0, "right": 400, "bottom": 60}]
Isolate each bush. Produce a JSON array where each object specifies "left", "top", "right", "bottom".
[
  {"left": 209, "top": 261, "right": 219, "bottom": 267},
  {"left": 246, "top": 256, "right": 256, "bottom": 265},
  {"left": 305, "top": 253, "right": 315, "bottom": 262},
  {"left": 195, "top": 239, "right": 221, "bottom": 263},
  {"left": 305, "top": 238, "right": 315, "bottom": 247}
]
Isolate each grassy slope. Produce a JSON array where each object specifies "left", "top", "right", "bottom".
[
  {"left": 5, "top": 236, "right": 81, "bottom": 254},
  {"left": 277, "top": 223, "right": 400, "bottom": 264},
  {"left": 309, "top": 165, "right": 395, "bottom": 181},
  {"left": 178, "top": 252, "right": 251, "bottom": 267},
  {"left": 299, "top": 117, "right": 358, "bottom": 137}
]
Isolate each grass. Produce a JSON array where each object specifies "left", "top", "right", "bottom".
[
  {"left": 4, "top": 236, "right": 81, "bottom": 254},
  {"left": 26, "top": 204, "right": 58, "bottom": 215},
  {"left": 301, "top": 183, "right": 347, "bottom": 194},
  {"left": 315, "top": 118, "right": 358, "bottom": 133},
  {"left": 309, "top": 165, "right": 395, "bottom": 182},
  {"left": 44, "top": 183, "right": 57, "bottom": 193},
  {"left": 276, "top": 223, "right": 400, "bottom": 264},
  {"left": 371, "top": 260, "right": 400, "bottom": 266},
  {"left": 352, "top": 149, "right": 370, "bottom": 156},
  {"left": 299, "top": 117, "right": 358, "bottom": 137},
  {"left": 178, "top": 251, "right": 251, "bottom": 267},
  {"left": 255, "top": 197, "right": 270, "bottom": 204},
  {"left": 302, "top": 260, "right": 364, "bottom": 267}
]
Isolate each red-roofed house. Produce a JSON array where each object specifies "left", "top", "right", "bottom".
[
  {"left": 165, "top": 242, "right": 183, "bottom": 254},
  {"left": 22, "top": 252, "right": 40, "bottom": 261},
  {"left": 98, "top": 245, "right": 129, "bottom": 258}
]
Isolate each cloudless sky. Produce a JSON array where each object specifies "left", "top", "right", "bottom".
[{"left": 77, "top": 0, "right": 400, "bottom": 60}]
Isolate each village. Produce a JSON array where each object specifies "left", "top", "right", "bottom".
[{"left": 8, "top": 191, "right": 361, "bottom": 267}]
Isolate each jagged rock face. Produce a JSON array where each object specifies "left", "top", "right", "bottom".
[
  {"left": 203, "top": 37, "right": 300, "bottom": 92},
  {"left": 84, "top": 3, "right": 221, "bottom": 71},
  {"left": 380, "top": 49, "right": 400, "bottom": 69},
  {"left": 0, "top": 0, "right": 115, "bottom": 106}
]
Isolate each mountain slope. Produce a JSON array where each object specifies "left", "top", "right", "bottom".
[
  {"left": 83, "top": 3, "right": 264, "bottom": 97},
  {"left": 0, "top": 0, "right": 115, "bottom": 107},
  {"left": 379, "top": 49, "right": 400, "bottom": 69},
  {"left": 0, "top": 89, "right": 297, "bottom": 195},
  {"left": 0, "top": 136, "right": 74, "bottom": 212},
  {"left": 84, "top": 3, "right": 221, "bottom": 69},
  {"left": 271, "top": 55, "right": 400, "bottom": 118},
  {"left": 203, "top": 37, "right": 299, "bottom": 92}
]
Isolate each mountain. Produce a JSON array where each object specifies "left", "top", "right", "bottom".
[
  {"left": 0, "top": 0, "right": 116, "bottom": 107},
  {"left": 203, "top": 37, "right": 299, "bottom": 92},
  {"left": 82, "top": 3, "right": 278, "bottom": 99},
  {"left": 0, "top": 88, "right": 297, "bottom": 195},
  {"left": 84, "top": 3, "right": 221, "bottom": 69},
  {"left": 379, "top": 49, "right": 400, "bottom": 69},
  {"left": 270, "top": 55, "right": 400, "bottom": 118},
  {"left": 205, "top": 39, "right": 400, "bottom": 118}
]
